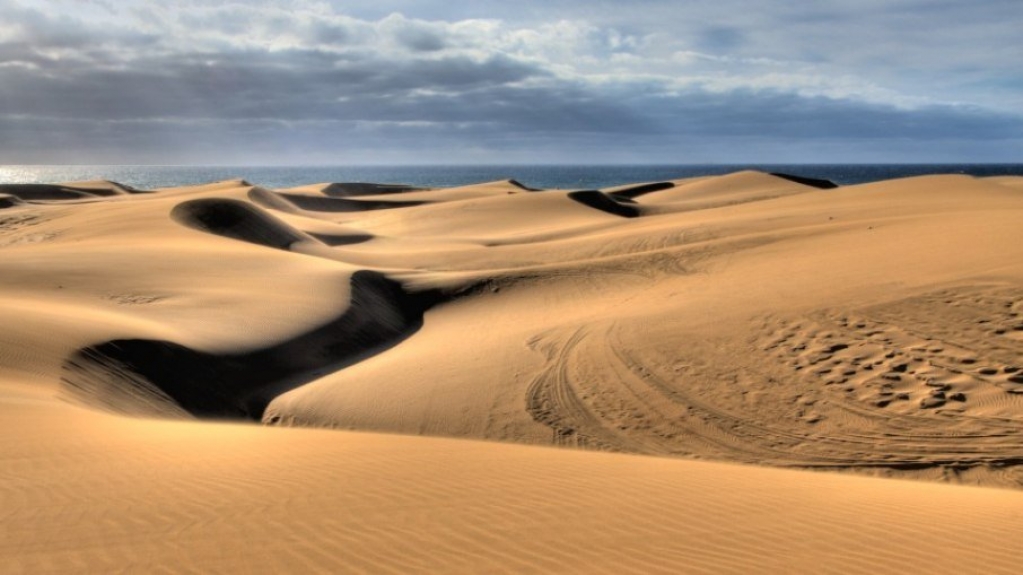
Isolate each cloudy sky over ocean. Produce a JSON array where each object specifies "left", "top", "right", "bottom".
[{"left": 1, "top": 0, "right": 1021, "bottom": 164}]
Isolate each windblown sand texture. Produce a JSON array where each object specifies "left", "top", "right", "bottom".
[{"left": 3, "top": 172, "right": 1023, "bottom": 573}]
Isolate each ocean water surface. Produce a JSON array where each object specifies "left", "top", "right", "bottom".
[{"left": 1, "top": 164, "right": 1022, "bottom": 191}]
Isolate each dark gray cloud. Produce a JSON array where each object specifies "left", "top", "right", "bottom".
[
  {"left": 1, "top": 0, "right": 1021, "bottom": 163},
  {"left": 636, "top": 89, "right": 1023, "bottom": 141}
]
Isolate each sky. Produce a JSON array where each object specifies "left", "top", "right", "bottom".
[{"left": 1, "top": 0, "right": 1021, "bottom": 165}]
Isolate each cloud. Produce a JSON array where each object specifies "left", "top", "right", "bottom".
[
  {"left": 696, "top": 26, "right": 746, "bottom": 53},
  {"left": 1, "top": 0, "right": 1022, "bottom": 163}
]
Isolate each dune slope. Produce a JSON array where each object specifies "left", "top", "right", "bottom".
[{"left": 4, "top": 400, "right": 1023, "bottom": 574}]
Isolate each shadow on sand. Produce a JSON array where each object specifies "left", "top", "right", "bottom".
[{"left": 61, "top": 271, "right": 441, "bottom": 420}]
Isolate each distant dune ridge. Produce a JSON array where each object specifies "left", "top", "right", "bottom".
[{"left": 3, "top": 171, "right": 1023, "bottom": 573}]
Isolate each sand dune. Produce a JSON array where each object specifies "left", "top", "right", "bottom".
[
  {"left": 63, "top": 270, "right": 437, "bottom": 419},
  {"left": 3, "top": 171, "right": 1023, "bottom": 572},
  {"left": 566, "top": 189, "right": 642, "bottom": 217},
  {"left": 171, "top": 197, "right": 321, "bottom": 250},
  {"left": 0, "top": 182, "right": 127, "bottom": 201},
  {"left": 287, "top": 181, "right": 425, "bottom": 197}
]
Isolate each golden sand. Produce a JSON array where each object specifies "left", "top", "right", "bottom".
[{"left": 3, "top": 172, "right": 1023, "bottom": 572}]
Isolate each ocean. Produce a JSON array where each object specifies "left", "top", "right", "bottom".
[{"left": 1, "top": 164, "right": 1022, "bottom": 191}]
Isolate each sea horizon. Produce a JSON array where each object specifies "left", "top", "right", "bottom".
[{"left": 3, "top": 162, "right": 1023, "bottom": 191}]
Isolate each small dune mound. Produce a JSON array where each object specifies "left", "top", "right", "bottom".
[
  {"left": 355, "top": 179, "right": 542, "bottom": 203},
  {"left": 0, "top": 194, "right": 24, "bottom": 209},
  {"left": 567, "top": 190, "right": 641, "bottom": 218},
  {"left": 59, "top": 180, "right": 148, "bottom": 196},
  {"left": 247, "top": 187, "right": 302, "bottom": 214},
  {"left": 61, "top": 271, "right": 442, "bottom": 419},
  {"left": 0, "top": 184, "right": 100, "bottom": 201},
  {"left": 276, "top": 192, "right": 424, "bottom": 213},
  {"left": 308, "top": 231, "right": 375, "bottom": 246},
  {"left": 769, "top": 172, "right": 839, "bottom": 189},
  {"left": 633, "top": 170, "right": 822, "bottom": 208},
  {"left": 170, "top": 198, "right": 314, "bottom": 250},
  {"left": 319, "top": 182, "right": 424, "bottom": 197},
  {"left": 0, "top": 180, "right": 146, "bottom": 201},
  {"left": 605, "top": 181, "right": 676, "bottom": 200},
  {"left": 507, "top": 179, "right": 542, "bottom": 192}
]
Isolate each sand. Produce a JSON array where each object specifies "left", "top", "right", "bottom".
[{"left": 2, "top": 172, "right": 1023, "bottom": 572}]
